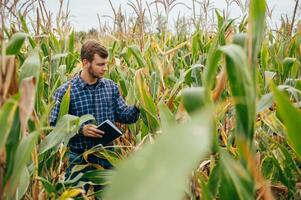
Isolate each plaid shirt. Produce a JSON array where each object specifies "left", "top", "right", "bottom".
[{"left": 50, "top": 73, "right": 140, "bottom": 153}]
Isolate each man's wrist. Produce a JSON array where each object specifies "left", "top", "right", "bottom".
[
  {"left": 78, "top": 124, "right": 84, "bottom": 134},
  {"left": 79, "top": 123, "right": 89, "bottom": 135}
]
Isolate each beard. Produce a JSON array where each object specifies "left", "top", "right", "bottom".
[{"left": 87, "top": 64, "right": 102, "bottom": 79}]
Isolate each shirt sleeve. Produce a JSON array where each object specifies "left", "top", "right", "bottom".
[{"left": 113, "top": 83, "right": 140, "bottom": 124}]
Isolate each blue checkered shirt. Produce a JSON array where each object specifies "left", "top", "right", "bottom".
[{"left": 50, "top": 73, "right": 140, "bottom": 153}]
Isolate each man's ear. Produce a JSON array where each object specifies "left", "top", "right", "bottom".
[{"left": 82, "top": 59, "right": 89, "bottom": 67}]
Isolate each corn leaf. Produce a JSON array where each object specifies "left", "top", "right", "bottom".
[
  {"left": 19, "top": 48, "right": 40, "bottom": 84},
  {"left": 104, "top": 108, "right": 213, "bottom": 200},
  {"left": 219, "top": 150, "right": 254, "bottom": 200},
  {"left": 220, "top": 44, "right": 255, "bottom": 142},
  {"left": 5, "top": 131, "right": 39, "bottom": 199},
  {"left": 272, "top": 83, "right": 301, "bottom": 159},
  {"left": 128, "top": 45, "right": 146, "bottom": 68},
  {"left": 39, "top": 114, "right": 94, "bottom": 154},
  {"left": 135, "top": 69, "right": 159, "bottom": 132},
  {"left": 0, "top": 96, "right": 19, "bottom": 151},
  {"left": 5, "top": 32, "right": 28, "bottom": 55},
  {"left": 58, "top": 84, "right": 71, "bottom": 121}
]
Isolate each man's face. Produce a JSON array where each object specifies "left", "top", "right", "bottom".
[{"left": 85, "top": 54, "right": 108, "bottom": 79}]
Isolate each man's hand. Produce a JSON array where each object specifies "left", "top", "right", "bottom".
[{"left": 82, "top": 124, "right": 105, "bottom": 138}]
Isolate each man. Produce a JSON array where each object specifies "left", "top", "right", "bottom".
[{"left": 50, "top": 40, "right": 140, "bottom": 191}]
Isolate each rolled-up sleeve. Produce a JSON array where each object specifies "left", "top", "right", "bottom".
[{"left": 113, "top": 84, "right": 140, "bottom": 124}]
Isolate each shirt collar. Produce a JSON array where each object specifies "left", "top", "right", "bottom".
[{"left": 75, "top": 72, "right": 104, "bottom": 89}]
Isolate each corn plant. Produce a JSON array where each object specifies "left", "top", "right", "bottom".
[{"left": 1, "top": 0, "right": 301, "bottom": 199}]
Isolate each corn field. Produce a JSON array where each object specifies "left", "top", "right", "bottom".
[{"left": 1, "top": 0, "right": 301, "bottom": 199}]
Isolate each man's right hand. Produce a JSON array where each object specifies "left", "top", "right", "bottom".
[{"left": 82, "top": 124, "right": 105, "bottom": 138}]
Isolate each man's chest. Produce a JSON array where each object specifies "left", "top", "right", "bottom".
[{"left": 69, "top": 87, "right": 115, "bottom": 120}]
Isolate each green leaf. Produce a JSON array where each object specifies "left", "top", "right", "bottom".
[
  {"left": 119, "top": 78, "right": 128, "bottom": 97},
  {"left": 158, "top": 102, "right": 175, "bottom": 131},
  {"left": 5, "top": 131, "right": 39, "bottom": 199},
  {"left": 125, "top": 84, "right": 136, "bottom": 105},
  {"left": 192, "top": 31, "right": 200, "bottom": 61},
  {"left": 276, "top": 142, "right": 300, "bottom": 178},
  {"left": 78, "top": 114, "right": 95, "bottom": 126},
  {"left": 19, "top": 13, "right": 29, "bottom": 33},
  {"left": 208, "top": 163, "right": 221, "bottom": 197},
  {"left": 37, "top": 177, "right": 56, "bottom": 194},
  {"left": 68, "top": 30, "right": 75, "bottom": 52},
  {"left": 41, "top": 41, "right": 49, "bottom": 57},
  {"left": 150, "top": 72, "right": 160, "bottom": 99},
  {"left": 51, "top": 53, "right": 69, "bottom": 60},
  {"left": 128, "top": 45, "right": 146, "bottom": 68},
  {"left": 215, "top": 10, "right": 224, "bottom": 30},
  {"left": 233, "top": 33, "right": 247, "bottom": 49},
  {"left": 249, "top": 0, "right": 266, "bottom": 48},
  {"left": 200, "top": 179, "right": 214, "bottom": 200},
  {"left": 219, "top": 171, "right": 240, "bottom": 200},
  {"left": 264, "top": 71, "right": 276, "bottom": 88},
  {"left": 181, "top": 87, "right": 207, "bottom": 113},
  {"left": 282, "top": 57, "right": 298, "bottom": 80},
  {"left": 0, "top": 96, "right": 18, "bottom": 151},
  {"left": 36, "top": 72, "right": 46, "bottom": 116},
  {"left": 58, "top": 84, "right": 71, "bottom": 120},
  {"left": 104, "top": 108, "right": 213, "bottom": 200},
  {"left": 135, "top": 70, "right": 159, "bottom": 132},
  {"left": 249, "top": 0, "right": 266, "bottom": 80},
  {"left": 261, "top": 156, "right": 274, "bottom": 179},
  {"left": 39, "top": 114, "right": 94, "bottom": 155},
  {"left": 191, "top": 66, "right": 202, "bottom": 86},
  {"left": 203, "top": 19, "right": 233, "bottom": 98},
  {"left": 220, "top": 44, "right": 255, "bottom": 142},
  {"left": 203, "top": 49, "right": 222, "bottom": 96},
  {"left": 5, "top": 32, "right": 28, "bottom": 55},
  {"left": 168, "top": 65, "right": 203, "bottom": 105},
  {"left": 19, "top": 48, "right": 40, "bottom": 83},
  {"left": 267, "top": 150, "right": 295, "bottom": 197},
  {"left": 18, "top": 13, "right": 36, "bottom": 48},
  {"left": 49, "top": 32, "right": 61, "bottom": 52},
  {"left": 81, "top": 170, "right": 113, "bottom": 185},
  {"left": 4, "top": 108, "right": 21, "bottom": 184},
  {"left": 16, "top": 167, "right": 30, "bottom": 200},
  {"left": 260, "top": 41, "right": 269, "bottom": 71},
  {"left": 220, "top": 150, "right": 254, "bottom": 200},
  {"left": 256, "top": 93, "right": 273, "bottom": 114},
  {"left": 272, "top": 83, "right": 301, "bottom": 159}
]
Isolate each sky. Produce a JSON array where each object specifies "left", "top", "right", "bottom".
[{"left": 40, "top": 0, "right": 297, "bottom": 31}]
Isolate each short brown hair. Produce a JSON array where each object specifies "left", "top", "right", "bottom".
[{"left": 80, "top": 40, "right": 108, "bottom": 62}]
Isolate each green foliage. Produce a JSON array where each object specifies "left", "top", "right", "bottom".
[
  {"left": 220, "top": 44, "right": 255, "bottom": 143},
  {"left": 1, "top": 0, "right": 301, "bottom": 199},
  {"left": 5, "top": 32, "right": 28, "bottom": 55},
  {"left": 0, "top": 95, "right": 19, "bottom": 150},
  {"left": 181, "top": 87, "right": 207, "bottom": 113},
  {"left": 19, "top": 48, "right": 40, "bottom": 83},
  {"left": 272, "top": 83, "right": 301, "bottom": 159},
  {"left": 105, "top": 109, "right": 213, "bottom": 200},
  {"left": 39, "top": 114, "right": 94, "bottom": 155}
]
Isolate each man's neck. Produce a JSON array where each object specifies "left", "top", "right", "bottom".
[{"left": 80, "top": 70, "right": 97, "bottom": 85}]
